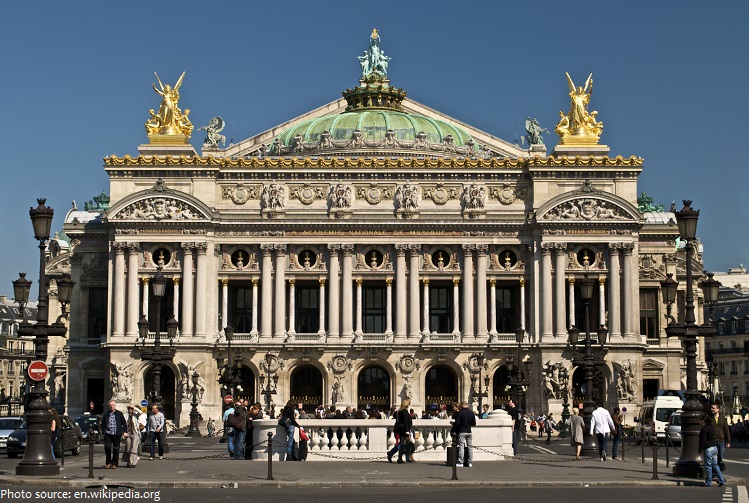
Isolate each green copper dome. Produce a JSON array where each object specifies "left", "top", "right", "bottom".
[{"left": 277, "top": 110, "right": 476, "bottom": 148}]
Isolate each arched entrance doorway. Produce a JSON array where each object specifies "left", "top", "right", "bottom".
[
  {"left": 424, "top": 365, "right": 458, "bottom": 411},
  {"left": 572, "top": 366, "right": 604, "bottom": 409},
  {"left": 236, "top": 365, "right": 255, "bottom": 404},
  {"left": 144, "top": 365, "right": 176, "bottom": 420},
  {"left": 289, "top": 365, "right": 323, "bottom": 412},
  {"left": 357, "top": 366, "right": 390, "bottom": 412},
  {"left": 492, "top": 366, "right": 527, "bottom": 410}
]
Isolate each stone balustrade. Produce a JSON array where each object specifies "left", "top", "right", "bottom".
[{"left": 251, "top": 409, "right": 513, "bottom": 461}]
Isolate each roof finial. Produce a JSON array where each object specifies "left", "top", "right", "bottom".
[{"left": 371, "top": 28, "right": 379, "bottom": 39}]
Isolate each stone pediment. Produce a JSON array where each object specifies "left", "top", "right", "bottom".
[
  {"left": 537, "top": 182, "right": 641, "bottom": 223},
  {"left": 107, "top": 181, "right": 213, "bottom": 222},
  {"left": 642, "top": 358, "right": 665, "bottom": 371}
]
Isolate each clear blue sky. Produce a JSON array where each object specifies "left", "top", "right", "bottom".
[{"left": 1, "top": 1, "right": 747, "bottom": 298}]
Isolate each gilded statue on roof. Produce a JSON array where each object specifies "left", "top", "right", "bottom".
[
  {"left": 145, "top": 72, "right": 194, "bottom": 140},
  {"left": 555, "top": 72, "right": 603, "bottom": 144},
  {"left": 357, "top": 28, "right": 391, "bottom": 80}
]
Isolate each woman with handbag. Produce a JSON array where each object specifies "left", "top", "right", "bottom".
[
  {"left": 279, "top": 401, "right": 300, "bottom": 461},
  {"left": 387, "top": 398, "right": 413, "bottom": 464}
]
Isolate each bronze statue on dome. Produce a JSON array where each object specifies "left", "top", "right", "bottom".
[
  {"left": 357, "top": 28, "right": 391, "bottom": 80},
  {"left": 145, "top": 71, "right": 194, "bottom": 139},
  {"left": 556, "top": 72, "right": 603, "bottom": 144}
]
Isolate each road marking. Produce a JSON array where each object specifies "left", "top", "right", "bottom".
[
  {"left": 737, "top": 485, "right": 748, "bottom": 503},
  {"left": 723, "top": 487, "right": 734, "bottom": 503},
  {"left": 724, "top": 458, "right": 749, "bottom": 465},
  {"left": 528, "top": 445, "right": 556, "bottom": 454}
]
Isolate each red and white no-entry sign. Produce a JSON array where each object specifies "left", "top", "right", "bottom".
[
  {"left": 224, "top": 394, "right": 233, "bottom": 404},
  {"left": 27, "top": 361, "right": 49, "bottom": 382}
]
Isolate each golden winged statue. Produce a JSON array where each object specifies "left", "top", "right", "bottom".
[
  {"left": 145, "top": 71, "right": 194, "bottom": 142},
  {"left": 555, "top": 72, "right": 603, "bottom": 145}
]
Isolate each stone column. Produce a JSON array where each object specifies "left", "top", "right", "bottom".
[
  {"left": 568, "top": 278, "right": 576, "bottom": 328},
  {"left": 452, "top": 278, "right": 461, "bottom": 339},
  {"left": 260, "top": 245, "right": 273, "bottom": 341},
  {"left": 142, "top": 278, "right": 149, "bottom": 319},
  {"left": 318, "top": 278, "right": 326, "bottom": 338},
  {"left": 599, "top": 278, "right": 606, "bottom": 328},
  {"left": 488, "top": 278, "right": 497, "bottom": 340},
  {"left": 461, "top": 244, "right": 475, "bottom": 337},
  {"left": 112, "top": 242, "right": 126, "bottom": 337},
  {"left": 475, "top": 245, "right": 488, "bottom": 339},
  {"left": 540, "top": 243, "right": 553, "bottom": 341},
  {"left": 520, "top": 278, "right": 526, "bottom": 331},
  {"left": 126, "top": 243, "right": 140, "bottom": 337},
  {"left": 408, "top": 245, "right": 421, "bottom": 339},
  {"left": 327, "top": 245, "right": 341, "bottom": 338},
  {"left": 251, "top": 278, "right": 259, "bottom": 338},
  {"left": 341, "top": 245, "right": 354, "bottom": 338},
  {"left": 385, "top": 277, "right": 393, "bottom": 338},
  {"left": 355, "top": 277, "right": 363, "bottom": 337},
  {"left": 287, "top": 277, "right": 296, "bottom": 336},
  {"left": 274, "top": 245, "right": 287, "bottom": 338},
  {"left": 608, "top": 243, "right": 622, "bottom": 339},
  {"left": 622, "top": 243, "right": 635, "bottom": 338},
  {"left": 172, "top": 278, "right": 179, "bottom": 322},
  {"left": 181, "top": 243, "right": 194, "bottom": 337},
  {"left": 395, "top": 245, "right": 408, "bottom": 340},
  {"left": 554, "top": 243, "right": 567, "bottom": 339},
  {"left": 195, "top": 243, "right": 208, "bottom": 337},
  {"left": 422, "top": 278, "right": 430, "bottom": 335},
  {"left": 221, "top": 279, "right": 228, "bottom": 330}
]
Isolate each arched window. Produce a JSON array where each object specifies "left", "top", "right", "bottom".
[
  {"left": 290, "top": 366, "right": 323, "bottom": 412},
  {"left": 424, "top": 366, "right": 457, "bottom": 410},
  {"left": 357, "top": 366, "right": 390, "bottom": 411}
]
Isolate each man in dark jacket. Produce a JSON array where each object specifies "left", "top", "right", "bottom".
[
  {"left": 231, "top": 401, "right": 248, "bottom": 460},
  {"left": 706, "top": 402, "right": 731, "bottom": 462},
  {"left": 100, "top": 400, "right": 128, "bottom": 469},
  {"left": 452, "top": 401, "right": 476, "bottom": 467}
]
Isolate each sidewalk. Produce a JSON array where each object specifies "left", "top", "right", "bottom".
[{"left": 0, "top": 437, "right": 743, "bottom": 489}]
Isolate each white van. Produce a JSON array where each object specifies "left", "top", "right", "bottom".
[{"left": 637, "top": 396, "right": 683, "bottom": 443}]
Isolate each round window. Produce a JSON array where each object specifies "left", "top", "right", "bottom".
[
  {"left": 231, "top": 249, "right": 249, "bottom": 268},
  {"left": 577, "top": 248, "right": 594, "bottom": 267},
  {"left": 366, "top": 250, "right": 384, "bottom": 269},
  {"left": 431, "top": 250, "right": 450, "bottom": 268},
  {"left": 299, "top": 250, "right": 317, "bottom": 268},
  {"left": 152, "top": 248, "right": 171, "bottom": 267},
  {"left": 499, "top": 250, "right": 517, "bottom": 268}
]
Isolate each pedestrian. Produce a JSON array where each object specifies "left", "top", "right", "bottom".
[
  {"left": 49, "top": 408, "right": 61, "bottom": 460},
  {"left": 570, "top": 408, "right": 584, "bottom": 460},
  {"left": 544, "top": 413, "right": 556, "bottom": 444},
  {"left": 147, "top": 404, "right": 165, "bottom": 460},
  {"left": 206, "top": 417, "right": 215, "bottom": 437},
  {"left": 706, "top": 402, "right": 731, "bottom": 466},
  {"left": 223, "top": 400, "right": 236, "bottom": 456},
  {"left": 100, "top": 400, "right": 128, "bottom": 468},
  {"left": 279, "top": 400, "right": 300, "bottom": 461},
  {"left": 699, "top": 415, "right": 726, "bottom": 487},
  {"left": 230, "top": 400, "right": 247, "bottom": 460},
  {"left": 452, "top": 400, "right": 476, "bottom": 467},
  {"left": 245, "top": 404, "right": 262, "bottom": 459},
  {"left": 590, "top": 405, "right": 615, "bottom": 461},
  {"left": 124, "top": 404, "right": 141, "bottom": 467},
  {"left": 480, "top": 404, "right": 490, "bottom": 419},
  {"left": 611, "top": 407, "right": 623, "bottom": 460},
  {"left": 387, "top": 398, "right": 413, "bottom": 464},
  {"left": 506, "top": 399, "right": 519, "bottom": 455}
]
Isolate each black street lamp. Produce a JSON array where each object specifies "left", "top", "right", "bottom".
[
  {"left": 217, "top": 325, "right": 241, "bottom": 442},
  {"left": 470, "top": 354, "right": 490, "bottom": 416},
  {"left": 259, "top": 352, "right": 278, "bottom": 415},
  {"left": 507, "top": 328, "right": 532, "bottom": 421},
  {"left": 14, "top": 199, "right": 75, "bottom": 476},
  {"left": 187, "top": 370, "right": 202, "bottom": 438},
  {"left": 661, "top": 200, "right": 720, "bottom": 478},
  {"left": 568, "top": 274, "right": 608, "bottom": 458},
  {"left": 705, "top": 352, "right": 718, "bottom": 405},
  {"left": 558, "top": 366, "right": 571, "bottom": 438},
  {"left": 137, "top": 266, "right": 177, "bottom": 452}
]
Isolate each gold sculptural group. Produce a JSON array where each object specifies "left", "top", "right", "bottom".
[
  {"left": 145, "top": 72, "right": 193, "bottom": 143},
  {"left": 555, "top": 72, "right": 603, "bottom": 145}
]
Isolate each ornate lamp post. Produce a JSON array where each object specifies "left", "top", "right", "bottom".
[
  {"left": 259, "top": 352, "right": 279, "bottom": 415},
  {"left": 507, "top": 328, "right": 532, "bottom": 420},
  {"left": 217, "top": 325, "right": 240, "bottom": 443},
  {"left": 661, "top": 200, "right": 720, "bottom": 478},
  {"left": 705, "top": 352, "right": 718, "bottom": 405},
  {"left": 558, "top": 366, "right": 571, "bottom": 438},
  {"left": 470, "top": 354, "right": 490, "bottom": 416},
  {"left": 187, "top": 370, "right": 202, "bottom": 438},
  {"left": 14, "top": 199, "right": 75, "bottom": 476},
  {"left": 568, "top": 274, "right": 608, "bottom": 458},
  {"left": 137, "top": 266, "right": 177, "bottom": 452}
]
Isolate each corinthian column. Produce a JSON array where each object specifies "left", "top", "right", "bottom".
[
  {"left": 341, "top": 245, "right": 354, "bottom": 338},
  {"left": 520, "top": 277, "right": 526, "bottom": 331},
  {"left": 181, "top": 243, "right": 194, "bottom": 337},
  {"left": 554, "top": 243, "right": 567, "bottom": 339},
  {"left": 540, "top": 243, "right": 553, "bottom": 342},
  {"left": 318, "top": 278, "right": 326, "bottom": 338},
  {"left": 461, "top": 245, "right": 475, "bottom": 337},
  {"left": 327, "top": 245, "right": 341, "bottom": 337},
  {"left": 195, "top": 243, "right": 208, "bottom": 337},
  {"left": 260, "top": 244, "right": 273, "bottom": 341},
  {"left": 385, "top": 277, "right": 393, "bottom": 337},
  {"left": 475, "top": 245, "right": 488, "bottom": 340},
  {"left": 126, "top": 243, "right": 140, "bottom": 337},
  {"left": 568, "top": 278, "right": 576, "bottom": 328},
  {"left": 221, "top": 279, "right": 228, "bottom": 331},
  {"left": 355, "top": 277, "right": 363, "bottom": 337},
  {"left": 622, "top": 243, "right": 635, "bottom": 338},
  {"left": 142, "top": 278, "right": 149, "bottom": 319},
  {"left": 274, "top": 244, "right": 287, "bottom": 338},
  {"left": 287, "top": 277, "right": 296, "bottom": 336},
  {"left": 489, "top": 278, "right": 497, "bottom": 340},
  {"left": 422, "top": 278, "right": 430, "bottom": 335},
  {"left": 452, "top": 278, "right": 461, "bottom": 339},
  {"left": 599, "top": 278, "right": 606, "bottom": 328},
  {"left": 408, "top": 245, "right": 421, "bottom": 339},
  {"left": 395, "top": 245, "right": 408, "bottom": 341},
  {"left": 608, "top": 243, "right": 622, "bottom": 339},
  {"left": 112, "top": 242, "right": 126, "bottom": 337},
  {"left": 251, "top": 278, "right": 259, "bottom": 339}
]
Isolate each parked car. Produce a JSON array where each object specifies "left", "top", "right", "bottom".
[
  {"left": 75, "top": 414, "right": 102, "bottom": 443},
  {"left": 666, "top": 410, "right": 682, "bottom": 445},
  {"left": 0, "top": 417, "right": 23, "bottom": 451},
  {"left": 637, "top": 396, "right": 683, "bottom": 444},
  {"left": 6, "top": 415, "right": 82, "bottom": 458}
]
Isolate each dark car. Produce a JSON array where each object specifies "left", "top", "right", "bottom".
[
  {"left": 7, "top": 415, "right": 82, "bottom": 458},
  {"left": 75, "top": 414, "right": 102, "bottom": 443}
]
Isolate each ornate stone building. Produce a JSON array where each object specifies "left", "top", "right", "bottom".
[{"left": 61, "top": 31, "right": 706, "bottom": 424}]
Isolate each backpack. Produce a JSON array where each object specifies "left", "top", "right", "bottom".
[{"left": 227, "top": 410, "right": 244, "bottom": 429}]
